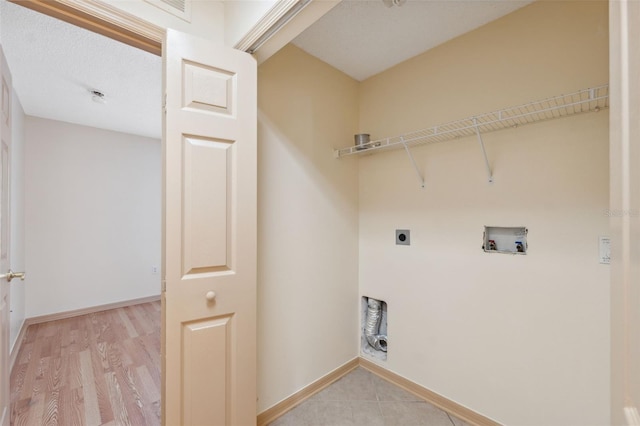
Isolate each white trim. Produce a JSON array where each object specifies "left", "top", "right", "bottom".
[
  {"left": 359, "top": 358, "right": 501, "bottom": 426},
  {"left": 11, "top": 0, "right": 165, "bottom": 55},
  {"left": 252, "top": 0, "right": 339, "bottom": 64},
  {"left": 24, "top": 295, "right": 161, "bottom": 325},
  {"left": 57, "top": 0, "right": 164, "bottom": 43},
  {"left": 234, "top": 0, "right": 300, "bottom": 52},
  {"left": 258, "top": 357, "right": 501, "bottom": 426},
  {"left": 257, "top": 358, "right": 359, "bottom": 425},
  {"left": 9, "top": 318, "right": 26, "bottom": 371},
  {"left": 610, "top": 1, "right": 640, "bottom": 424}
]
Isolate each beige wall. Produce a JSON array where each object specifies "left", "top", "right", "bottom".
[
  {"left": 357, "top": 1, "right": 609, "bottom": 425},
  {"left": 24, "top": 117, "right": 161, "bottom": 317},
  {"left": 257, "top": 44, "right": 360, "bottom": 412}
]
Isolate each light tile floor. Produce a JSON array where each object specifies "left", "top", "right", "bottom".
[{"left": 268, "top": 367, "right": 473, "bottom": 426}]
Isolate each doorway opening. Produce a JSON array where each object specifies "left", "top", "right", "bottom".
[{"left": 1, "top": 1, "right": 163, "bottom": 423}]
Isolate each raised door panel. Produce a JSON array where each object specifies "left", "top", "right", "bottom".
[
  {"left": 182, "top": 61, "right": 234, "bottom": 115},
  {"left": 182, "top": 316, "right": 232, "bottom": 426},
  {"left": 182, "top": 136, "right": 233, "bottom": 275}
]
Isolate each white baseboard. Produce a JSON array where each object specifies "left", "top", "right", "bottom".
[
  {"left": 258, "top": 356, "right": 501, "bottom": 426},
  {"left": 257, "top": 358, "right": 359, "bottom": 426},
  {"left": 9, "top": 319, "right": 27, "bottom": 371},
  {"left": 24, "top": 295, "right": 160, "bottom": 325},
  {"left": 359, "top": 358, "right": 501, "bottom": 426}
]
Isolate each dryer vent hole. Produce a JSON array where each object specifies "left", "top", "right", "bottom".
[{"left": 361, "top": 296, "right": 388, "bottom": 361}]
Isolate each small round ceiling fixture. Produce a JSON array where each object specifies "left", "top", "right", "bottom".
[{"left": 90, "top": 89, "right": 106, "bottom": 104}]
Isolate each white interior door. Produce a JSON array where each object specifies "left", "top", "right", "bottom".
[
  {"left": 162, "top": 29, "right": 257, "bottom": 426},
  {"left": 0, "top": 46, "right": 11, "bottom": 426}
]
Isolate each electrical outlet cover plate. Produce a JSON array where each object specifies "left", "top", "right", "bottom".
[{"left": 396, "top": 229, "right": 410, "bottom": 245}]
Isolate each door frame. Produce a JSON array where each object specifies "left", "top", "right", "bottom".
[
  {"left": 9, "top": 0, "right": 163, "bottom": 55},
  {"left": 609, "top": 1, "right": 640, "bottom": 424}
]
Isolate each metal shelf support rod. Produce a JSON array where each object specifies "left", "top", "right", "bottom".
[
  {"left": 473, "top": 118, "right": 493, "bottom": 183},
  {"left": 401, "top": 136, "right": 425, "bottom": 188}
]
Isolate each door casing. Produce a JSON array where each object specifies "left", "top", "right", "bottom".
[{"left": 8, "top": 0, "right": 163, "bottom": 55}]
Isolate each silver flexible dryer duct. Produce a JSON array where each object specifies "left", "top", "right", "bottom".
[{"left": 365, "top": 298, "right": 388, "bottom": 352}]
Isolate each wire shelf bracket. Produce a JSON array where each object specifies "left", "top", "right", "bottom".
[
  {"left": 335, "top": 85, "right": 609, "bottom": 186},
  {"left": 401, "top": 136, "right": 425, "bottom": 188},
  {"left": 473, "top": 118, "right": 493, "bottom": 183}
]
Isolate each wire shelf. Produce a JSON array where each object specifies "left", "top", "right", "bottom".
[{"left": 335, "top": 84, "right": 609, "bottom": 158}]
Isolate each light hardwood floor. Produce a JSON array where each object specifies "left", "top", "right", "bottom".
[{"left": 9, "top": 301, "right": 161, "bottom": 426}]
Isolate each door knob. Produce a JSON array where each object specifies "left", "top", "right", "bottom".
[
  {"left": 206, "top": 291, "right": 216, "bottom": 301},
  {"left": 0, "top": 270, "right": 25, "bottom": 282}
]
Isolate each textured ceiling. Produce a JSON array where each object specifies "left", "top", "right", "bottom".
[
  {"left": 292, "top": 0, "right": 532, "bottom": 81},
  {"left": 0, "top": 0, "right": 531, "bottom": 138},
  {"left": 0, "top": 0, "right": 161, "bottom": 139}
]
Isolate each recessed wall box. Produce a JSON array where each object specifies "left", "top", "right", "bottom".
[
  {"left": 396, "top": 229, "right": 410, "bottom": 245},
  {"left": 483, "top": 226, "right": 528, "bottom": 254}
]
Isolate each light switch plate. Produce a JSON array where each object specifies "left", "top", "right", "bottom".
[
  {"left": 396, "top": 229, "right": 410, "bottom": 245},
  {"left": 599, "top": 236, "right": 610, "bottom": 264}
]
